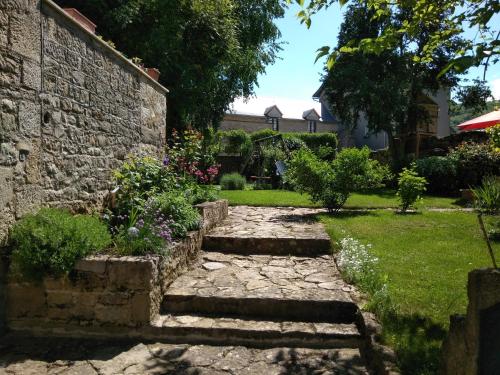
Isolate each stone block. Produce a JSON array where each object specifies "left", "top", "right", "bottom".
[
  {"left": 107, "top": 258, "right": 156, "bottom": 291},
  {"left": 0, "top": 167, "right": 14, "bottom": 210},
  {"left": 6, "top": 283, "right": 46, "bottom": 319},
  {"left": 9, "top": 9, "right": 40, "bottom": 62},
  {"left": 46, "top": 291, "right": 73, "bottom": 307},
  {"left": 18, "top": 100, "right": 40, "bottom": 137},
  {"left": 130, "top": 292, "right": 152, "bottom": 324},
  {"left": 74, "top": 257, "right": 107, "bottom": 274},
  {"left": 98, "top": 292, "right": 131, "bottom": 306},
  {"left": 0, "top": 142, "right": 18, "bottom": 166},
  {"left": 0, "top": 112, "right": 17, "bottom": 134},
  {"left": 95, "top": 304, "right": 131, "bottom": 325},
  {"left": 14, "top": 184, "right": 43, "bottom": 218},
  {"left": 22, "top": 58, "right": 41, "bottom": 91}
]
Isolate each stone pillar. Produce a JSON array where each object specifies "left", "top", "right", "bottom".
[{"left": 441, "top": 268, "right": 500, "bottom": 374}]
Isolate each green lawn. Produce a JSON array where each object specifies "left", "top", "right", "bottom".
[
  {"left": 320, "top": 210, "right": 499, "bottom": 374},
  {"left": 220, "top": 188, "right": 465, "bottom": 209}
]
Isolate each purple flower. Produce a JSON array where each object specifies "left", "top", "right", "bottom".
[{"left": 163, "top": 156, "right": 170, "bottom": 166}]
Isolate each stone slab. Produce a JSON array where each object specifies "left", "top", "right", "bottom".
[
  {"left": 163, "top": 252, "right": 358, "bottom": 323},
  {"left": 203, "top": 206, "right": 331, "bottom": 256},
  {"left": 149, "top": 314, "right": 362, "bottom": 349},
  {"left": 0, "top": 337, "right": 369, "bottom": 374}
]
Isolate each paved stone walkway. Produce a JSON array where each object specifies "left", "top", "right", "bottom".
[
  {"left": 0, "top": 338, "right": 368, "bottom": 374},
  {"left": 203, "top": 206, "right": 331, "bottom": 255}
]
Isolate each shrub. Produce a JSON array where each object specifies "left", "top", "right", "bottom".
[
  {"left": 10, "top": 208, "right": 111, "bottom": 279},
  {"left": 250, "top": 129, "right": 278, "bottom": 142},
  {"left": 150, "top": 191, "right": 202, "bottom": 238},
  {"left": 216, "top": 130, "right": 252, "bottom": 159},
  {"left": 416, "top": 156, "right": 458, "bottom": 195},
  {"left": 220, "top": 173, "right": 246, "bottom": 190},
  {"left": 449, "top": 142, "right": 500, "bottom": 188},
  {"left": 397, "top": 165, "right": 427, "bottom": 211},
  {"left": 285, "top": 133, "right": 338, "bottom": 160},
  {"left": 486, "top": 124, "right": 500, "bottom": 151},
  {"left": 285, "top": 147, "right": 385, "bottom": 211}
]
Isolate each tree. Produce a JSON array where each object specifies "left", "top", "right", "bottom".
[
  {"left": 56, "top": 0, "right": 284, "bottom": 131},
  {"left": 291, "top": 0, "right": 499, "bottom": 78},
  {"left": 319, "top": 2, "right": 462, "bottom": 164}
]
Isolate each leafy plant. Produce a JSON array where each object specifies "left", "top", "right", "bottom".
[
  {"left": 10, "top": 208, "right": 111, "bottom": 279},
  {"left": 285, "top": 147, "right": 386, "bottom": 211},
  {"left": 220, "top": 173, "right": 246, "bottom": 190},
  {"left": 416, "top": 156, "right": 458, "bottom": 195},
  {"left": 217, "top": 130, "right": 253, "bottom": 159},
  {"left": 149, "top": 192, "right": 202, "bottom": 239},
  {"left": 472, "top": 176, "right": 500, "bottom": 269},
  {"left": 486, "top": 124, "right": 500, "bottom": 151},
  {"left": 396, "top": 165, "right": 427, "bottom": 212},
  {"left": 449, "top": 142, "right": 500, "bottom": 188}
]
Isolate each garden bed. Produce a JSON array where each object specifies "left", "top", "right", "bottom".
[{"left": 5, "top": 200, "right": 227, "bottom": 336}]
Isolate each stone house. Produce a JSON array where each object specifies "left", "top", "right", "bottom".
[
  {"left": 0, "top": 0, "right": 168, "bottom": 244},
  {"left": 313, "top": 84, "right": 451, "bottom": 155},
  {"left": 220, "top": 104, "right": 338, "bottom": 134}
]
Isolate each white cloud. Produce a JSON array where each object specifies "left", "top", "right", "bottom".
[
  {"left": 492, "top": 78, "right": 500, "bottom": 101},
  {"left": 229, "top": 96, "right": 321, "bottom": 119}
]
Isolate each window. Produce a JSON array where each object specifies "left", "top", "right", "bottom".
[{"left": 308, "top": 120, "right": 317, "bottom": 133}]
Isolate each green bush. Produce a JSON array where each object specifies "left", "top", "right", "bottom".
[
  {"left": 472, "top": 176, "right": 500, "bottom": 214},
  {"left": 285, "top": 133, "right": 338, "bottom": 160},
  {"left": 10, "top": 208, "right": 111, "bottom": 279},
  {"left": 249, "top": 129, "right": 278, "bottom": 142},
  {"left": 285, "top": 147, "right": 386, "bottom": 211},
  {"left": 397, "top": 165, "right": 427, "bottom": 212},
  {"left": 150, "top": 191, "right": 202, "bottom": 238},
  {"left": 449, "top": 142, "right": 500, "bottom": 188},
  {"left": 416, "top": 156, "right": 458, "bottom": 195},
  {"left": 216, "top": 129, "right": 252, "bottom": 159},
  {"left": 220, "top": 173, "right": 246, "bottom": 190}
]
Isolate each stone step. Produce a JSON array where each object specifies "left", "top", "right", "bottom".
[
  {"left": 162, "top": 252, "right": 359, "bottom": 324},
  {"left": 202, "top": 206, "right": 331, "bottom": 256},
  {"left": 202, "top": 235, "right": 331, "bottom": 256},
  {"left": 149, "top": 314, "right": 363, "bottom": 349},
  {"left": 162, "top": 294, "right": 357, "bottom": 323}
]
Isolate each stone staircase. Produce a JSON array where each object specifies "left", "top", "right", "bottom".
[{"left": 155, "top": 207, "right": 366, "bottom": 353}]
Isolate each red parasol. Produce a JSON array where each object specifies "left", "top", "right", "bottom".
[{"left": 457, "top": 110, "right": 500, "bottom": 131}]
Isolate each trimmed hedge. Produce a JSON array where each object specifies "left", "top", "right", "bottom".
[
  {"left": 220, "top": 173, "right": 246, "bottom": 190},
  {"left": 416, "top": 156, "right": 458, "bottom": 195}
]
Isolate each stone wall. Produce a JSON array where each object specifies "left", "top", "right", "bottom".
[
  {"left": 440, "top": 268, "right": 500, "bottom": 374},
  {"left": 0, "top": 0, "right": 168, "bottom": 245},
  {"left": 5, "top": 200, "right": 228, "bottom": 335}
]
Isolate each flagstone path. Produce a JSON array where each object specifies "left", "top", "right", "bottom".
[{"left": 0, "top": 206, "right": 373, "bottom": 374}]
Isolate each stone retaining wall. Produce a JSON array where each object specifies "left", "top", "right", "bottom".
[
  {"left": 5, "top": 200, "right": 228, "bottom": 335},
  {"left": 0, "top": 0, "right": 168, "bottom": 244},
  {"left": 440, "top": 268, "right": 500, "bottom": 374}
]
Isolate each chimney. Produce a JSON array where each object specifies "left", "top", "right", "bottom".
[{"left": 63, "top": 8, "right": 97, "bottom": 34}]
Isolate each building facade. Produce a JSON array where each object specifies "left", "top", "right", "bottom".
[{"left": 220, "top": 105, "right": 338, "bottom": 134}]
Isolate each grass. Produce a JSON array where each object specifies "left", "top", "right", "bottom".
[
  {"left": 320, "top": 210, "right": 499, "bottom": 375},
  {"left": 219, "top": 188, "right": 465, "bottom": 209}
]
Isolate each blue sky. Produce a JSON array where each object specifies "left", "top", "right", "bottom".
[{"left": 232, "top": 3, "right": 500, "bottom": 117}]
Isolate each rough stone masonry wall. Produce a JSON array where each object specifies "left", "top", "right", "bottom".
[{"left": 0, "top": 0, "right": 167, "bottom": 245}]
